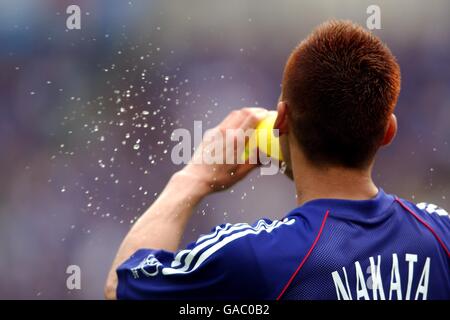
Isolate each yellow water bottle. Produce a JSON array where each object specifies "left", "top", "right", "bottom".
[{"left": 242, "top": 111, "right": 283, "bottom": 162}]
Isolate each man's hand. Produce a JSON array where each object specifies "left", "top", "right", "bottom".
[
  {"left": 104, "top": 107, "right": 268, "bottom": 299},
  {"left": 181, "top": 107, "right": 268, "bottom": 192}
]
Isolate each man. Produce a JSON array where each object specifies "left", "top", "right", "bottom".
[{"left": 105, "top": 20, "right": 449, "bottom": 300}]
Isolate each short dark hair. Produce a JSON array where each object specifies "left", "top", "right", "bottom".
[{"left": 282, "top": 20, "right": 401, "bottom": 168}]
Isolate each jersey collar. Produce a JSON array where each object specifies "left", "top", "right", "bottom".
[{"left": 286, "top": 188, "right": 396, "bottom": 222}]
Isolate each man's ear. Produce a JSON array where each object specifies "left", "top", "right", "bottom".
[
  {"left": 274, "top": 101, "right": 289, "bottom": 136},
  {"left": 381, "top": 114, "right": 397, "bottom": 146}
]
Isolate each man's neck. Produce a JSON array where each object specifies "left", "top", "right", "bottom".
[{"left": 292, "top": 157, "right": 378, "bottom": 206}]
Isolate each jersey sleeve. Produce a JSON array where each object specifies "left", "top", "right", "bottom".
[
  {"left": 116, "top": 217, "right": 298, "bottom": 300},
  {"left": 400, "top": 199, "right": 450, "bottom": 256}
]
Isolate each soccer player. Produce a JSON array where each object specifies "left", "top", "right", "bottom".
[{"left": 104, "top": 20, "right": 449, "bottom": 300}]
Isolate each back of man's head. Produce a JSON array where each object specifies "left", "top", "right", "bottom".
[{"left": 282, "top": 20, "right": 401, "bottom": 168}]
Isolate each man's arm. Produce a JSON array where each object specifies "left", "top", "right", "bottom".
[{"left": 104, "top": 108, "right": 268, "bottom": 299}]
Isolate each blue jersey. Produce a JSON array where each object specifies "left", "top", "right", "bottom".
[{"left": 116, "top": 189, "right": 450, "bottom": 300}]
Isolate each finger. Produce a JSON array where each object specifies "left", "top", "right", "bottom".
[
  {"left": 239, "top": 108, "right": 268, "bottom": 130},
  {"left": 219, "top": 110, "right": 241, "bottom": 130},
  {"left": 220, "top": 107, "right": 269, "bottom": 130}
]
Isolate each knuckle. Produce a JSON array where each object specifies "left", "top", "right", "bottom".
[
  {"left": 216, "top": 126, "right": 227, "bottom": 135},
  {"left": 241, "top": 107, "right": 252, "bottom": 115}
]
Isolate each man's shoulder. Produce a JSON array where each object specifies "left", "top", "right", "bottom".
[
  {"left": 395, "top": 196, "right": 449, "bottom": 226},
  {"left": 199, "top": 209, "right": 327, "bottom": 247},
  {"left": 395, "top": 197, "right": 450, "bottom": 256},
  {"left": 193, "top": 213, "right": 329, "bottom": 298}
]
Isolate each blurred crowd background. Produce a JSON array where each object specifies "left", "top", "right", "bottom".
[{"left": 0, "top": 0, "right": 449, "bottom": 299}]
